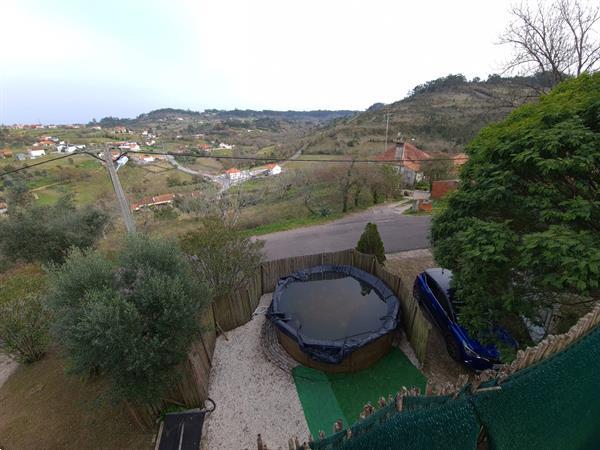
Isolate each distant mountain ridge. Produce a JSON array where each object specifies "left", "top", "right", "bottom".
[{"left": 94, "top": 108, "right": 358, "bottom": 128}]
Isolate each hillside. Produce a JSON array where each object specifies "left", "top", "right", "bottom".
[{"left": 300, "top": 74, "right": 548, "bottom": 156}]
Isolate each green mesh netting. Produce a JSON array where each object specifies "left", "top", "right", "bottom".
[
  {"left": 303, "top": 325, "right": 600, "bottom": 450},
  {"left": 472, "top": 326, "right": 600, "bottom": 450}
]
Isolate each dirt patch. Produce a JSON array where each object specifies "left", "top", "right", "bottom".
[
  {"left": 385, "top": 250, "right": 469, "bottom": 384},
  {"left": 0, "top": 349, "right": 153, "bottom": 450}
]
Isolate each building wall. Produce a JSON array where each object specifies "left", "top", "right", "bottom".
[{"left": 431, "top": 180, "right": 459, "bottom": 199}]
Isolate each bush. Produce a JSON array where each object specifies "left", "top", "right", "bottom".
[
  {"left": 46, "top": 235, "right": 209, "bottom": 403},
  {"left": 181, "top": 217, "right": 264, "bottom": 298},
  {"left": 0, "top": 295, "right": 51, "bottom": 363},
  {"left": 356, "top": 222, "right": 386, "bottom": 264},
  {"left": 0, "top": 195, "right": 109, "bottom": 265}
]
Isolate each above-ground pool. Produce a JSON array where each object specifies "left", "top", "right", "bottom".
[{"left": 268, "top": 265, "right": 401, "bottom": 372}]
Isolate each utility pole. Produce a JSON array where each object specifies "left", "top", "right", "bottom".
[
  {"left": 103, "top": 146, "right": 136, "bottom": 233},
  {"left": 383, "top": 113, "right": 391, "bottom": 153}
]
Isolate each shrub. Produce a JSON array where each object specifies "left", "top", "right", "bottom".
[
  {"left": 0, "top": 195, "right": 109, "bottom": 265},
  {"left": 181, "top": 216, "right": 264, "bottom": 298},
  {"left": 46, "top": 235, "right": 209, "bottom": 403},
  {"left": 0, "top": 295, "right": 51, "bottom": 363},
  {"left": 356, "top": 222, "right": 386, "bottom": 264}
]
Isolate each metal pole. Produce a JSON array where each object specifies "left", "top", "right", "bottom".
[
  {"left": 103, "top": 146, "right": 136, "bottom": 233},
  {"left": 384, "top": 113, "right": 390, "bottom": 153}
]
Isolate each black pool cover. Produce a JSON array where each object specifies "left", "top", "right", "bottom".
[{"left": 268, "top": 265, "right": 400, "bottom": 364}]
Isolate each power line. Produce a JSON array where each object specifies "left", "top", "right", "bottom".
[
  {"left": 0, "top": 153, "right": 82, "bottom": 178},
  {"left": 0, "top": 148, "right": 468, "bottom": 179},
  {"left": 128, "top": 150, "right": 469, "bottom": 164}
]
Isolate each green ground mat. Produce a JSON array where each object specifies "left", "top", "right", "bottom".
[{"left": 292, "top": 348, "right": 426, "bottom": 438}]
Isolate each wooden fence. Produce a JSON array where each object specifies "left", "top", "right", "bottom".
[{"left": 130, "top": 249, "right": 432, "bottom": 428}]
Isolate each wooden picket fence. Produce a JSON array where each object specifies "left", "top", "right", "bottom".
[{"left": 129, "top": 249, "right": 432, "bottom": 428}]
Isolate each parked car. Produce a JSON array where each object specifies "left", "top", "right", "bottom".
[{"left": 413, "top": 268, "right": 517, "bottom": 371}]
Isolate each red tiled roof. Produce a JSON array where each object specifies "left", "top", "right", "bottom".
[
  {"left": 225, "top": 168, "right": 240, "bottom": 174},
  {"left": 452, "top": 153, "right": 469, "bottom": 166},
  {"left": 131, "top": 194, "right": 175, "bottom": 211},
  {"left": 375, "top": 146, "right": 397, "bottom": 161},
  {"left": 402, "top": 142, "right": 431, "bottom": 172},
  {"left": 0, "top": 202, "right": 7, "bottom": 209},
  {"left": 265, "top": 163, "right": 277, "bottom": 169},
  {"left": 375, "top": 143, "right": 432, "bottom": 172}
]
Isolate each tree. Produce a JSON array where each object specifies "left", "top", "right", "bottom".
[
  {"left": 431, "top": 74, "right": 600, "bottom": 334},
  {"left": 500, "top": 0, "right": 600, "bottom": 86},
  {"left": 0, "top": 195, "right": 109, "bottom": 264},
  {"left": 356, "top": 222, "right": 386, "bottom": 264},
  {"left": 46, "top": 235, "right": 209, "bottom": 403},
  {"left": 420, "top": 158, "right": 454, "bottom": 191},
  {"left": 181, "top": 216, "right": 264, "bottom": 298},
  {"left": 331, "top": 160, "right": 358, "bottom": 212}
]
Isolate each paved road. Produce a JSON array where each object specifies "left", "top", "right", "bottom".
[{"left": 259, "top": 203, "right": 431, "bottom": 260}]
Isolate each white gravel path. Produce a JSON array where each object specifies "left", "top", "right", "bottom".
[
  {"left": 0, "top": 351, "right": 18, "bottom": 390},
  {"left": 201, "top": 294, "right": 309, "bottom": 450}
]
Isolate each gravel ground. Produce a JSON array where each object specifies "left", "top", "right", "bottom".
[
  {"left": 201, "top": 294, "right": 309, "bottom": 450},
  {"left": 0, "top": 352, "right": 18, "bottom": 390}
]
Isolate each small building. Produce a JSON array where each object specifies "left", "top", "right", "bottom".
[
  {"left": 0, "top": 202, "right": 7, "bottom": 214},
  {"left": 28, "top": 149, "right": 46, "bottom": 159},
  {"left": 131, "top": 194, "right": 175, "bottom": 212},
  {"left": 265, "top": 163, "right": 282, "bottom": 175},
  {"left": 376, "top": 141, "right": 432, "bottom": 187},
  {"left": 431, "top": 180, "right": 459, "bottom": 199},
  {"left": 0, "top": 150, "right": 13, "bottom": 159},
  {"left": 219, "top": 143, "right": 234, "bottom": 150},
  {"left": 16, "top": 153, "right": 27, "bottom": 161},
  {"left": 225, "top": 167, "right": 242, "bottom": 180}
]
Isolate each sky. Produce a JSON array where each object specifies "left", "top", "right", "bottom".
[{"left": 1, "top": 0, "right": 517, "bottom": 124}]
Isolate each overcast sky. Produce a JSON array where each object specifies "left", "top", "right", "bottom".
[{"left": 1, "top": 0, "right": 517, "bottom": 124}]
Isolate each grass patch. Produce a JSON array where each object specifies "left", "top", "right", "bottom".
[
  {"left": 241, "top": 212, "right": 344, "bottom": 236},
  {"left": 293, "top": 348, "right": 426, "bottom": 437},
  {"left": 0, "top": 264, "right": 45, "bottom": 305},
  {"left": 0, "top": 350, "right": 153, "bottom": 450}
]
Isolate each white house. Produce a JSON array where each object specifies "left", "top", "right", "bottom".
[
  {"left": 266, "top": 163, "right": 282, "bottom": 175},
  {"left": 219, "top": 143, "right": 234, "bottom": 150},
  {"left": 115, "top": 155, "right": 129, "bottom": 171},
  {"left": 225, "top": 167, "right": 243, "bottom": 180},
  {"left": 28, "top": 149, "right": 46, "bottom": 159}
]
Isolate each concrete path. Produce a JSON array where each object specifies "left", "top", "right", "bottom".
[{"left": 259, "top": 202, "right": 431, "bottom": 261}]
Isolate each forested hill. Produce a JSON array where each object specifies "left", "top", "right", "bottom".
[
  {"left": 95, "top": 108, "right": 358, "bottom": 128},
  {"left": 299, "top": 73, "right": 552, "bottom": 156}
]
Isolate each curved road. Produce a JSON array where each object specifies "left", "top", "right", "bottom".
[{"left": 259, "top": 203, "right": 431, "bottom": 260}]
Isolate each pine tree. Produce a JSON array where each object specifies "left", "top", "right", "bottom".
[{"left": 356, "top": 222, "right": 386, "bottom": 264}]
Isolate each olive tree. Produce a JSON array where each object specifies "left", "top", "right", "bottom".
[{"left": 46, "top": 235, "right": 209, "bottom": 403}]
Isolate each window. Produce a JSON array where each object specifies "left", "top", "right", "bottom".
[{"left": 426, "top": 274, "right": 452, "bottom": 316}]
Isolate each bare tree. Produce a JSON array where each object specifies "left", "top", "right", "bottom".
[{"left": 500, "top": 0, "right": 600, "bottom": 86}]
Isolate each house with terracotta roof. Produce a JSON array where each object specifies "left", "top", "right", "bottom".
[
  {"left": 0, "top": 202, "right": 7, "bottom": 214},
  {"left": 225, "top": 167, "right": 243, "bottom": 180},
  {"left": 131, "top": 194, "right": 176, "bottom": 212},
  {"left": 376, "top": 141, "right": 432, "bottom": 186},
  {"left": 265, "top": 163, "right": 282, "bottom": 175}
]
